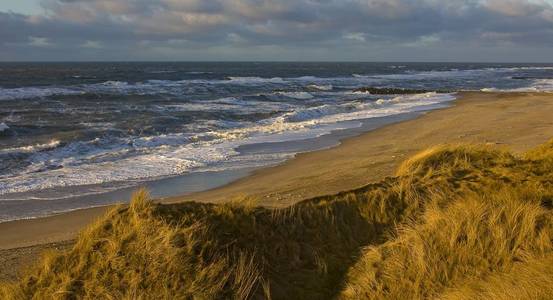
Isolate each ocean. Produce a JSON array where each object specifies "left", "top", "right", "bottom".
[{"left": 1, "top": 62, "right": 553, "bottom": 222}]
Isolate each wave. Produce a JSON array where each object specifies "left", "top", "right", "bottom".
[
  {"left": 481, "top": 79, "right": 553, "bottom": 93},
  {"left": 351, "top": 87, "right": 440, "bottom": 95},
  {"left": 499, "top": 66, "right": 553, "bottom": 71},
  {"left": 0, "top": 80, "right": 181, "bottom": 100},
  {"left": 349, "top": 90, "right": 371, "bottom": 95},
  {"left": 2, "top": 65, "right": 552, "bottom": 101},
  {"left": 0, "top": 87, "right": 84, "bottom": 101},
  {"left": 0, "top": 123, "right": 8, "bottom": 133},
  {"left": 352, "top": 66, "right": 549, "bottom": 81},
  {"left": 281, "top": 103, "right": 360, "bottom": 122},
  {"left": 0, "top": 140, "right": 61, "bottom": 155},
  {"left": 100, "top": 80, "right": 129, "bottom": 86},
  {"left": 294, "top": 76, "right": 320, "bottom": 81},
  {"left": 0, "top": 77, "right": 288, "bottom": 100},
  {"left": 372, "top": 69, "right": 487, "bottom": 80},
  {"left": 353, "top": 69, "right": 487, "bottom": 79},
  {"left": 226, "top": 76, "right": 285, "bottom": 84},
  {"left": 0, "top": 92, "right": 456, "bottom": 196},
  {"left": 275, "top": 91, "right": 314, "bottom": 100},
  {"left": 282, "top": 92, "right": 455, "bottom": 123},
  {"left": 209, "top": 97, "right": 249, "bottom": 105},
  {"left": 0, "top": 126, "right": 291, "bottom": 195},
  {"left": 531, "top": 79, "right": 553, "bottom": 91},
  {"left": 307, "top": 84, "right": 333, "bottom": 91},
  {"left": 147, "top": 70, "right": 177, "bottom": 74},
  {"left": 186, "top": 71, "right": 213, "bottom": 74},
  {"left": 207, "top": 92, "right": 456, "bottom": 138},
  {"left": 89, "top": 77, "right": 289, "bottom": 94},
  {"left": 152, "top": 97, "right": 293, "bottom": 114}
]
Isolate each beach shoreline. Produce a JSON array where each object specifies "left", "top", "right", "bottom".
[
  {"left": 0, "top": 107, "right": 428, "bottom": 223},
  {"left": 2, "top": 91, "right": 553, "bottom": 280}
]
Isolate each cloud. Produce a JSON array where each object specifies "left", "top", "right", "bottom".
[
  {"left": 403, "top": 34, "right": 441, "bottom": 47},
  {"left": 343, "top": 32, "right": 366, "bottom": 42},
  {"left": 28, "top": 36, "right": 52, "bottom": 47},
  {"left": 483, "top": 0, "right": 547, "bottom": 17},
  {"left": 0, "top": 0, "right": 552, "bottom": 61},
  {"left": 81, "top": 40, "right": 102, "bottom": 48}
]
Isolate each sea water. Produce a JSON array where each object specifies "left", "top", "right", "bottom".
[{"left": 1, "top": 62, "right": 552, "bottom": 221}]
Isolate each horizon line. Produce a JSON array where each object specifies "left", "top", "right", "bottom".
[{"left": 1, "top": 60, "right": 553, "bottom": 64}]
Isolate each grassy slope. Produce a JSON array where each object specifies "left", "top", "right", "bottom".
[{"left": 2, "top": 140, "right": 553, "bottom": 299}]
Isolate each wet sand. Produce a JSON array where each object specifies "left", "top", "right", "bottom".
[{"left": 2, "top": 91, "right": 553, "bottom": 280}]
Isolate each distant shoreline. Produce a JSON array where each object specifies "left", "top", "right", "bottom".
[{"left": 1, "top": 91, "right": 553, "bottom": 255}]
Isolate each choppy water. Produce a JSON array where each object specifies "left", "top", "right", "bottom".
[{"left": 1, "top": 62, "right": 552, "bottom": 221}]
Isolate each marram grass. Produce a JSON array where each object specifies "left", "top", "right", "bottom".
[{"left": 3, "top": 140, "right": 553, "bottom": 299}]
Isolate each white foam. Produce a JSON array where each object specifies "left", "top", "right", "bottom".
[
  {"left": 0, "top": 135, "right": 231, "bottom": 194},
  {"left": 0, "top": 140, "right": 61, "bottom": 155},
  {"left": 0, "top": 87, "right": 83, "bottom": 100},
  {"left": 281, "top": 103, "right": 360, "bottom": 122},
  {"left": 276, "top": 91, "right": 314, "bottom": 100},
  {"left": 101, "top": 80, "right": 128, "bottom": 86},
  {"left": 307, "top": 84, "right": 333, "bottom": 91},
  {"left": 293, "top": 76, "right": 320, "bottom": 81},
  {"left": 529, "top": 79, "right": 553, "bottom": 91},
  {"left": 147, "top": 70, "right": 177, "bottom": 74},
  {"left": 154, "top": 97, "right": 292, "bottom": 114},
  {"left": 1, "top": 79, "right": 216, "bottom": 101},
  {"left": 499, "top": 66, "right": 553, "bottom": 71},
  {"left": 481, "top": 79, "right": 553, "bottom": 93},
  {"left": 209, "top": 97, "right": 248, "bottom": 105},
  {"left": 308, "top": 92, "right": 455, "bottom": 125},
  {"left": 146, "top": 79, "right": 182, "bottom": 86},
  {"left": 201, "top": 93, "right": 455, "bottom": 139},
  {"left": 367, "top": 66, "right": 553, "bottom": 81},
  {"left": 360, "top": 67, "right": 518, "bottom": 81},
  {"left": 349, "top": 90, "right": 372, "bottom": 95},
  {"left": 0, "top": 123, "right": 8, "bottom": 132},
  {"left": 79, "top": 77, "right": 289, "bottom": 96},
  {"left": 226, "top": 77, "right": 285, "bottom": 84},
  {"left": 2, "top": 65, "right": 552, "bottom": 101},
  {"left": 371, "top": 69, "right": 486, "bottom": 80},
  {"left": 0, "top": 92, "right": 457, "bottom": 196}
]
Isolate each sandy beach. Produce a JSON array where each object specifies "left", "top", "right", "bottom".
[
  {"left": 177, "top": 91, "right": 553, "bottom": 205},
  {"left": 2, "top": 91, "right": 553, "bottom": 281}
]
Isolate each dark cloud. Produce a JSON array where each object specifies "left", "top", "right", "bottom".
[{"left": 1, "top": 0, "right": 553, "bottom": 61}]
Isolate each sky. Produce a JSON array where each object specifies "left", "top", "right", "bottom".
[{"left": 1, "top": 0, "right": 553, "bottom": 62}]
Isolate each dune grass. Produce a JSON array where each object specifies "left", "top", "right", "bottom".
[
  {"left": 340, "top": 187, "right": 553, "bottom": 299},
  {"left": 2, "top": 139, "right": 553, "bottom": 299}
]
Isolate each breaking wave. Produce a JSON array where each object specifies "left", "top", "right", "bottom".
[
  {"left": 275, "top": 91, "right": 314, "bottom": 99},
  {"left": 0, "top": 87, "right": 83, "bottom": 101},
  {"left": 0, "top": 92, "right": 456, "bottom": 196},
  {"left": 481, "top": 79, "right": 553, "bottom": 93},
  {"left": 307, "top": 84, "right": 333, "bottom": 91},
  {"left": 3, "top": 65, "right": 552, "bottom": 101}
]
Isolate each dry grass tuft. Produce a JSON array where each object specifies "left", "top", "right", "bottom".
[
  {"left": 440, "top": 254, "right": 553, "bottom": 300},
  {"left": 340, "top": 187, "right": 553, "bottom": 299}
]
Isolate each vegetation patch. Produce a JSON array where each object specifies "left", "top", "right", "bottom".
[{"left": 3, "top": 140, "right": 553, "bottom": 299}]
